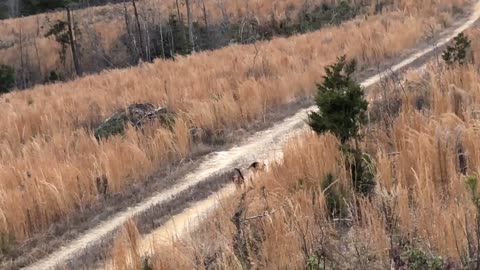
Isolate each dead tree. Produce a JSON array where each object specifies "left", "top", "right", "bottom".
[
  {"left": 185, "top": 0, "right": 195, "bottom": 52},
  {"left": 131, "top": 0, "right": 146, "bottom": 61},
  {"left": 123, "top": 1, "right": 139, "bottom": 62},
  {"left": 7, "top": 0, "right": 20, "bottom": 18},
  {"left": 201, "top": 0, "right": 208, "bottom": 32},
  {"left": 159, "top": 19, "right": 166, "bottom": 58},
  {"left": 34, "top": 16, "right": 43, "bottom": 80},
  {"left": 67, "top": 7, "right": 82, "bottom": 76},
  {"left": 175, "top": 0, "right": 188, "bottom": 49},
  {"left": 19, "top": 26, "right": 26, "bottom": 88},
  {"left": 144, "top": 20, "right": 151, "bottom": 61}
]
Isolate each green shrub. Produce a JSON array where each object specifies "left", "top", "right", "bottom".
[
  {"left": 306, "top": 255, "right": 325, "bottom": 270},
  {"left": 0, "top": 64, "right": 15, "bottom": 94},
  {"left": 466, "top": 175, "right": 480, "bottom": 205},
  {"left": 308, "top": 55, "right": 368, "bottom": 144},
  {"left": 345, "top": 148, "right": 376, "bottom": 196},
  {"left": 308, "top": 56, "right": 375, "bottom": 196},
  {"left": 404, "top": 248, "right": 445, "bottom": 270},
  {"left": 442, "top": 32, "right": 473, "bottom": 66},
  {"left": 321, "top": 173, "right": 348, "bottom": 218},
  {"left": 94, "top": 103, "right": 176, "bottom": 141},
  {"left": 0, "top": 232, "right": 15, "bottom": 255}
]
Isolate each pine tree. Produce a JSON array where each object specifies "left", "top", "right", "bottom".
[
  {"left": 308, "top": 56, "right": 375, "bottom": 196},
  {"left": 308, "top": 55, "right": 368, "bottom": 144}
]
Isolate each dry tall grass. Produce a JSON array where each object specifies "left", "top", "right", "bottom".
[
  {"left": 106, "top": 28, "right": 480, "bottom": 269},
  {"left": 0, "top": 1, "right": 472, "bottom": 246},
  {"left": 0, "top": 0, "right": 468, "bottom": 84},
  {"left": 0, "top": 0, "right": 372, "bottom": 82}
]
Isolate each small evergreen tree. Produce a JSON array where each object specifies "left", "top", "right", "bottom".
[
  {"left": 309, "top": 56, "right": 375, "bottom": 196},
  {"left": 0, "top": 64, "right": 15, "bottom": 94},
  {"left": 308, "top": 55, "right": 368, "bottom": 144},
  {"left": 442, "top": 32, "right": 472, "bottom": 66}
]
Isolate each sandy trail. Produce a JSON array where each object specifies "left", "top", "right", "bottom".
[
  {"left": 22, "top": 3, "right": 480, "bottom": 269},
  {"left": 135, "top": 153, "right": 286, "bottom": 260}
]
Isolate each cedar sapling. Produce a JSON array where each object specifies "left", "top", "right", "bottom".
[{"left": 308, "top": 55, "right": 375, "bottom": 196}]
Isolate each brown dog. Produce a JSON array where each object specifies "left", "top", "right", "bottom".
[
  {"left": 246, "top": 160, "right": 266, "bottom": 187},
  {"left": 231, "top": 160, "right": 266, "bottom": 190}
]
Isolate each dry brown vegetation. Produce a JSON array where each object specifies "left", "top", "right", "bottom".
[
  {"left": 0, "top": 0, "right": 378, "bottom": 84},
  {"left": 0, "top": 0, "right": 466, "bottom": 87},
  {"left": 106, "top": 27, "right": 480, "bottom": 270},
  {"left": 0, "top": 0, "right": 471, "bottom": 253}
]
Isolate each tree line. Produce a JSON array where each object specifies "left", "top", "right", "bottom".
[
  {"left": 0, "top": 0, "right": 363, "bottom": 93},
  {"left": 0, "top": 0, "right": 128, "bottom": 18}
]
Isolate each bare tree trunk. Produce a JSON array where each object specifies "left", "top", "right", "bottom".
[
  {"left": 67, "top": 7, "right": 82, "bottom": 76},
  {"left": 169, "top": 26, "right": 175, "bottom": 57},
  {"left": 123, "top": 1, "right": 139, "bottom": 62},
  {"left": 201, "top": 0, "right": 208, "bottom": 30},
  {"left": 34, "top": 39, "right": 43, "bottom": 82},
  {"left": 201, "top": 0, "right": 209, "bottom": 48},
  {"left": 19, "top": 26, "right": 26, "bottom": 88},
  {"left": 144, "top": 21, "right": 151, "bottom": 61},
  {"left": 131, "top": 0, "right": 145, "bottom": 61},
  {"left": 34, "top": 16, "right": 43, "bottom": 80},
  {"left": 175, "top": 0, "right": 183, "bottom": 25},
  {"left": 175, "top": 0, "right": 187, "bottom": 49},
  {"left": 185, "top": 0, "right": 195, "bottom": 52},
  {"left": 159, "top": 20, "right": 165, "bottom": 58},
  {"left": 7, "top": 0, "right": 20, "bottom": 18}
]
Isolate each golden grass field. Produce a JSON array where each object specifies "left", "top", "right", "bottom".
[
  {"left": 0, "top": 0, "right": 384, "bottom": 83},
  {"left": 106, "top": 27, "right": 480, "bottom": 270},
  {"left": 0, "top": 0, "right": 471, "bottom": 247},
  {"left": 0, "top": 0, "right": 466, "bottom": 85}
]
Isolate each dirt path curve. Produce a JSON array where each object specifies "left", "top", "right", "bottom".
[{"left": 23, "top": 3, "right": 480, "bottom": 269}]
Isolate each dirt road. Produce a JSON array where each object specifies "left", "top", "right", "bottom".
[{"left": 22, "top": 2, "right": 480, "bottom": 269}]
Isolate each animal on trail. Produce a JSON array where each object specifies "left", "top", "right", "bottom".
[
  {"left": 231, "top": 168, "right": 245, "bottom": 189},
  {"left": 248, "top": 160, "right": 266, "bottom": 171},
  {"left": 231, "top": 160, "right": 266, "bottom": 190}
]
